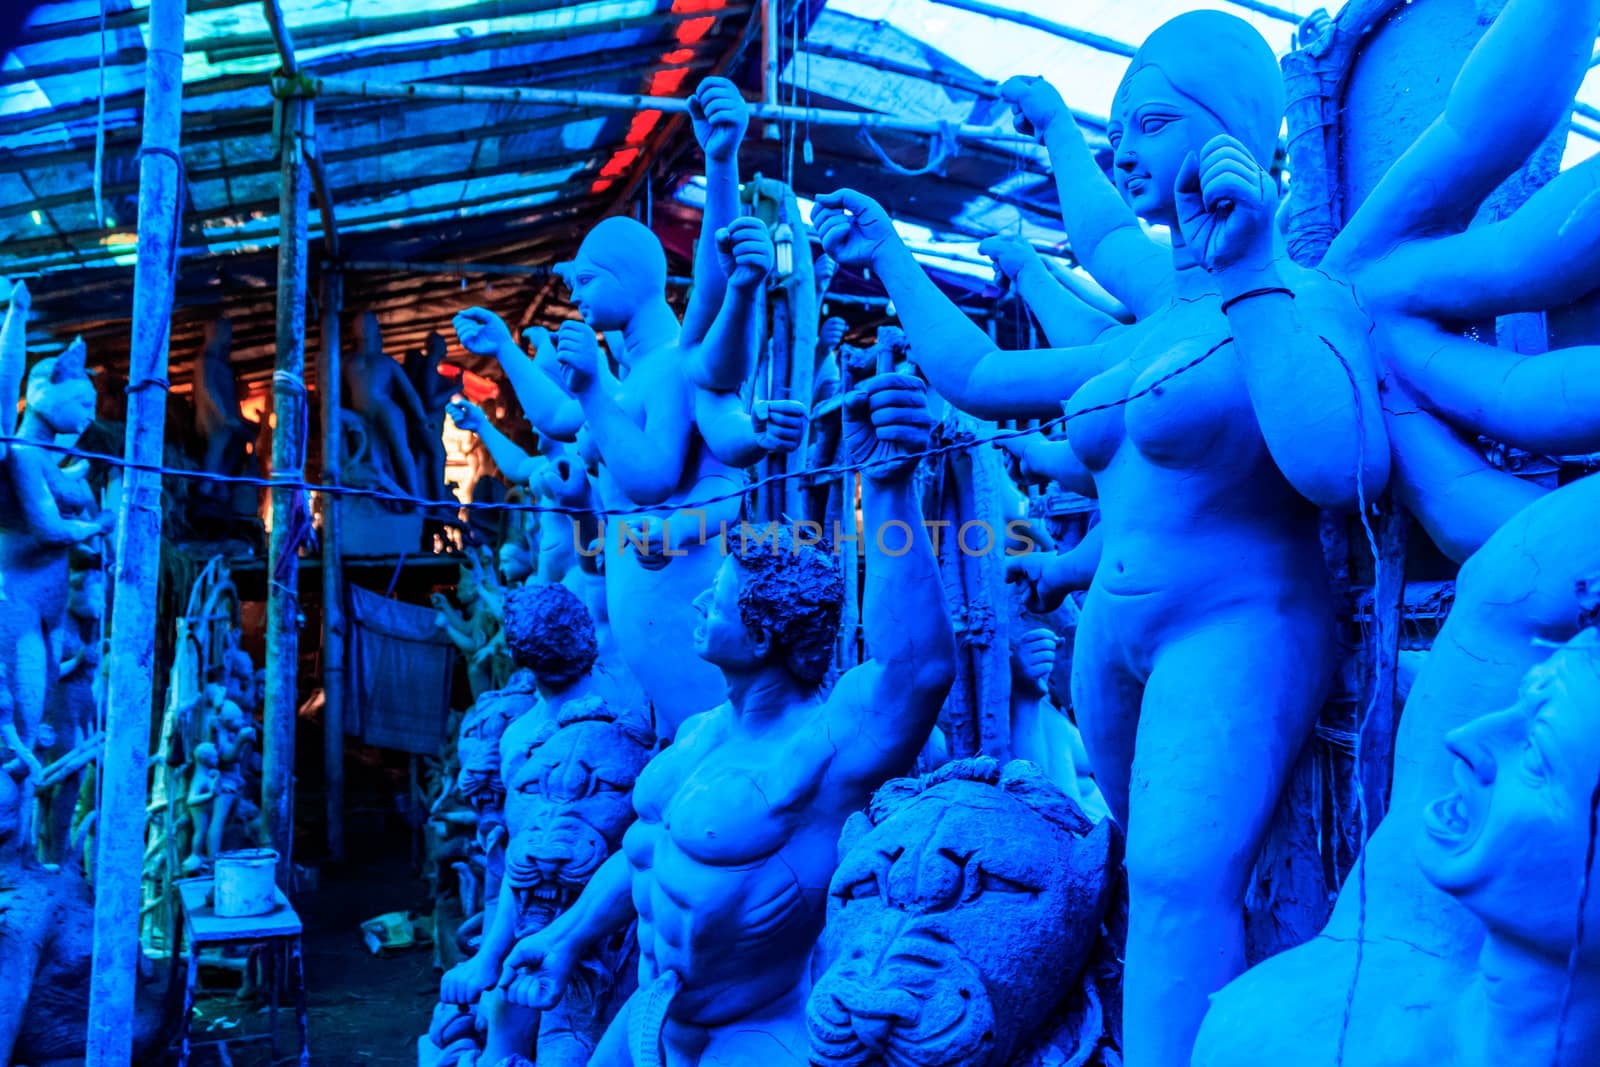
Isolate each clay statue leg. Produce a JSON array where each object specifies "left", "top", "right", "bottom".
[
  {"left": 11, "top": 622, "right": 49, "bottom": 752},
  {"left": 1067, "top": 597, "right": 1144, "bottom": 825},
  {"left": 1121, "top": 605, "right": 1335, "bottom": 1067},
  {"left": 370, "top": 406, "right": 419, "bottom": 497},
  {"left": 208, "top": 793, "right": 236, "bottom": 858}
]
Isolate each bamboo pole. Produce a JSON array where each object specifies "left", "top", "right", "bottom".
[
  {"left": 320, "top": 269, "right": 346, "bottom": 863},
  {"left": 301, "top": 76, "right": 1041, "bottom": 145},
  {"left": 925, "top": 0, "right": 1135, "bottom": 58},
  {"left": 85, "top": 0, "right": 185, "bottom": 1062},
  {"left": 264, "top": 93, "right": 311, "bottom": 889}
]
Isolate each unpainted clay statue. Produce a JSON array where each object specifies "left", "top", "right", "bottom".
[
  {"left": 815, "top": 14, "right": 1392, "bottom": 1064},
  {"left": 435, "top": 553, "right": 511, "bottom": 700},
  {"left": 490, "top": 374, "right": 957, "bottom": 1067},
  {"left": 0, "top": 293, "right": 114, "bottom": 787},
  {"left": 435, "top": 583, "right": 652, "bottom": 1067},
  {"left": 344, "top": 310, "right": 445, "bottom": 500},
  {"left": 39, "top": 558, "right": 104, "bottom": 864},
  {"left": 809, "top": 757, "right": 1115, "bottom": 1067},
  {"left": 451, "top": 77, "right": 806, "bottom": 740},
  {"left": 408, "top": 330, "right": 458, "bottom": 503},
  {"left": 190, "top": 316, "right": 258, "bottom": 504}
]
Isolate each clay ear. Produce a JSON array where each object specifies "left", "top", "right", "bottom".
[{"left": 52, "top": 336, "right": 87, "bottom": 383}]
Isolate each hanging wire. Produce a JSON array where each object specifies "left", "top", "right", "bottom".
[{"left": 93, "top": 0, "right": 108, "bottom": 230}]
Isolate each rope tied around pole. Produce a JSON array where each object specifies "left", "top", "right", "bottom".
[{"left": 856, "top": 120, "right": 960, "bottom": 177}]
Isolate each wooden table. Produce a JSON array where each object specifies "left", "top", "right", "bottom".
[{"left": 173, "top": 876, "right": 309, "bottom": 1066}]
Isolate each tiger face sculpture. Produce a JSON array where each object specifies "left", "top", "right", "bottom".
[
  {"left": 502, "top": 696, "right": 655, "bottom": 937},
  {"left": 455, "top": 675, "right": 540, "bottom": 819},
  {"left": 808, "top": 758, "right": 1114, "bottom": 1067}
]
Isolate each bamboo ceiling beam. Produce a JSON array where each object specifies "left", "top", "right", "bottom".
[{"left": 925, "top": 0, "right": 1135, "bottom": 59}]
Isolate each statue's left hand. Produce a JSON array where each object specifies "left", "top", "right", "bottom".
[
  {"left": 453, "top": 308, "right": 514, "bottom": 357},
  {"left": 446, "top": 397, "right": 486, "bottom": 434},
  {"left": 554, "top": 320, "right": 603, "bottom": 395},
  {"left": 843, "top": 372, "right": 934, "bottom": 483},
  {"left": 689, "top": 76, "right": 749, "bottom": 164},
  {"left": 1175, "top": 135, "right": 1278, "bottom": 274},
  {"left": 715, "top": 217, "right": 774, "bottom": 291},
  {"left": 814, "top": 190, "right": 898, "bottom": 268},
  {"left": 753, "top": 398, "right": 807, "bottom": 454}
]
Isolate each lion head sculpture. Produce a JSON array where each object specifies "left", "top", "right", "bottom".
[
  {"left": 808, "top": 758, "right": 1115, "bottom": 1067},
  {"left": 502, "top": 694, "right": 655, "bottom": 936},
  {"left": 455, "top": 674, "right": 540, "bottom": 818}
]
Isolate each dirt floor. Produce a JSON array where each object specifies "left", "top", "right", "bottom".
[{"left": 160, "top": 855, "right": 443, "bottom": 1066}]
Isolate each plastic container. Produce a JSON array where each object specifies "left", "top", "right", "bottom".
[{"left": 213, "top": 848, "right": 279, "bottom": 917}]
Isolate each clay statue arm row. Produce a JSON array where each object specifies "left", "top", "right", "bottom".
[
  {"left": 681, "top": 77, "right": 750, "bottom": 350},
  {"left": 1327, "top": 0, "right": 1600, "bottom": 270},
  {"left": 1003, "top": 77, "right": 1176, "bottom": 319},
  {"left": 825, "top": 376, "right": 958, "bottom": 791},
  {"left": 997, "top": 432, "right": 1097, "bottom": 499},
  {"left": 1382, "top": 380, "right": 1545, "bottom": 565},
  {"left": 814, "top": 191, "right": 1114, "bottom": 421},
  {"left": 1, "top": 281, "right": 28, "bottom": 442},
  {"left": 1357, "top": 156, "right": 1600, "bottom": 321},
  {"left": 1384, "top": 319, "right": 1600, "bottom": 459},
  {"left": 440, "top": 874, "right": 521, "bottom": 1004}
]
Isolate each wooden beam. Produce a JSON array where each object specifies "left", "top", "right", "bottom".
[{"left": 85, "top": 0, "right": 186, "bottom": 1063}]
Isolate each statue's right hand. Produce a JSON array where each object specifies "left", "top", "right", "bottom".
[
  {"left": 818, "top": 316, "right": 847, "bottom": 353},
  {"left": 439, "top": 956, "right": 497, "bottom": 1006},
  {"left": 999, "top": 76, "right": 1069, "bottom": 142},
  {"left": 453, "top": 308, "right": 514, "bottom": 357},
  {"left": 554, "top": 320, "right": 602, "bottom": 395},
  {"left": 446, "top": 397, "right": 485, "bottom": 434},
  {"left": 1005, "top": 554, "right": 1067, "bottom": 614},
  {"left": 814, "top": 190, "right": 897, "bottom": 268},
  {"left": 498, "top": 929, "right": 577, "bottom": 1010},
  {"left": 977, "top": 236, "right": 1041, "bottom": 283}
]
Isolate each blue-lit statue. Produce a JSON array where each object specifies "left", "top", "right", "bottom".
[
  {"left": 815, "top": 12, "right": 1391, "bottom": 1066},
  {"left": 452, "top": 77, "right": 805, "bottom": 739},
  {"left": 487, "top": 373, "right": 956, "bottom": 1067},
  {"left": 0, "top": 284, "right": 113, "bottom": 790}
]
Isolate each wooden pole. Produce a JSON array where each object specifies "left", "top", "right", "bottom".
[
  {"left": 319, "top": 269, "right": 346, "bottom": 862},
  {"left": 86, "top": 0, "right": 185, "bottom": 1062},
  {"left": 264, "top": 93, "right": 311, "bottom": 888}
]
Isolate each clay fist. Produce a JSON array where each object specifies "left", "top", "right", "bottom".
[
  {"left": 716, "top": 217, "right": 775, "bottom": 291},
  {"left": 453, "top": 307, "right": 515, "bottom": 357},
  {"left": 445, "top": 397, "right": 486, "bottom": 434},
  {"left": 689, "top": 76, "right": 748, "bottom": 164},
  {"left": 843, "top": 372, "right": 934, "bottom": 483},
  {"left": 978, "top": 235, "right": 1043, "bottom": 284},
  {"left": 1000, "top": 75, "right": 1070, "bottom": 142},
  {"left": 753, "top": 398, "right": 807, "bottom": 454},
  {"left": 1175, "top": 135, "right": 1279, "bottom": 274},
  {"left": 814, "top": 190, "right": 897, "bottom": 269},
  {"left": 554, "top": 320, "right": 603, "bottom": 395}
]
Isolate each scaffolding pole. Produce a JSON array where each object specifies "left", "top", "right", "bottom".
[
  {"left": 301, "top": 76, "right": 1040, "bottom": 146},
  {"left": 85, "top": 0, "right": 185, "bottom": 1062},
  {"left": 320, "top": 268, "right": 346, "bottom": 862},
  {"left": 264, "top": 93, "right": 311, "bottom": 888}
]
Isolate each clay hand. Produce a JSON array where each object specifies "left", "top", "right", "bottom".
[
  {"left": 995, "top": 431, "right": 1047, "bottom": 482},
  {"left": 753, "top": 399, "right": 807, "bottom": 454},
  {"left": 814, "top": 253, "right": 839, "bottom": 294},
  {"left": 541, "top": 454, "right": 590, "bottom": 506},
  {"left": 554, "top": 320, "right": 603, "bottom": 395},
  {"left": 1005, "top": 554, "right": 1068, "bottom": 614},
  {"left": 453, "top": 307, "right": 515, "bottom": 357},
  {"left": 1000, "top": 75, "right": 1069, "bottom": 142},
  {"left": 814, "top": 190, "right": 898, "bottom": 269},
  {"left": 1296, "top": 8, "right": 1332, "bottom": 49},
  {"left": 978, "top": 235, "right": 1042, "bottom": 284},
  {"left": 7, "top": 279, "right": 29, "bottom": 314},
  {"left": 1010, "top": 627, "right": 1060, "bottom": 693},
  {"left": 818, "top": 316, "right": 847, "bottom": 353},
  {"left": 523, "top": 326, "right": 557, "bottom": 359},
  {"left": 1175, "top": 135, "right": 1278, "bottom": 274},
  {"left": 499, "top": 929, "right": 578, "bottom": 1010},
  {"left": 716, "top": 217, "right": 774, "bottom": 291},
  {"left": 446, "top": 397, "right": 486, "bottom": 434},
  {"left": 689, "top": 76, "right": 749, "bottom": 164},
  {"left": 439, "top": 957, "right": 498, "bottom": 1006},
  {"left": 843, "top": 372, "right": 934, "bottom": 483}
]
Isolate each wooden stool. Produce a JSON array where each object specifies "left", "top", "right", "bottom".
[{"left": 173, "top": 876, "right": 310, "bottom": 1066}]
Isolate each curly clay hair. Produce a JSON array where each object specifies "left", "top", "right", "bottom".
[
  {"left": 503, "top": 582, "right": 598, "bottom": 692},
  {"left": 730, "top": 525, "right": 845, "bottom": 686}
]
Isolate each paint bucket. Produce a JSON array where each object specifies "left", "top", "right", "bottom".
[{"left": 213, "top": 848, "right": 278, "bottom": 917}]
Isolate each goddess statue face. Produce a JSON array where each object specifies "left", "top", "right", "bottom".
[
  {"left": 559, "top": 215, "right": 668, "bottom": 332},
  {"left": 1417, "top": 642, "right": 1600, "bottom": 958},
  {"left": 1109, "top": 68, "right": 1228, "bottom": 224},
  {"left": 809, "top": 762, "right": 1113, "bottom": 1067}
]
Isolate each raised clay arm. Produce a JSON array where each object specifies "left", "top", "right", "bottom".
[
  {"left": 452, "top": 309, "right": 583, "bottom": 441},
  {"left": 680, "top": 77, "right": 750, "bottom": 349},
  {"left": 684, "top": 217, "right": 773, "bottom": 392},
  {"left": 1002, "top": 76, "right": 1176, "bottom": 318},
  {"left": 814, "top": 190, "right": 1114, "bottom": 421},
  {"left": 446, "top": 399, "right": 541, "bottom": 486},
  {"left": 981, "top": 236, "right": 1123, "bottom": 348},
  {"left": 998, "top": 431, "right": 1097, "bottom": 499},
  {"left": 827, "top": 375, "right": 958, "bottom": 791},
  {"left": 1328, "top": 0, "right": 1600, "bottom": 270}
]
